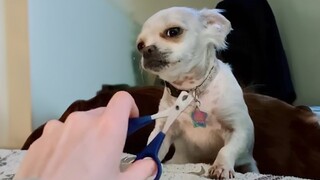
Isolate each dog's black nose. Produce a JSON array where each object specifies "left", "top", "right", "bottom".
[{"left": 142, "top": 45, "right": 157, "bottom": 59}]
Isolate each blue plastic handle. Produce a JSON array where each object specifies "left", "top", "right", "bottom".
[
  {"left": 135, "top": 132, "right": 165, "bottom": 180},
  {"left": 128, "top": 116, "right": 153, "bottom": 136}
]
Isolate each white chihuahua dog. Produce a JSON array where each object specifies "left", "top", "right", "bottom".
[{"left": 136, "top": 7, "right": 259, "bottom": 179}]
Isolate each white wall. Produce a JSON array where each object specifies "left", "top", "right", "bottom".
[
  {"left": 268, "top": 0, "right": 320, "bottom": 105},
  {"left": 111, "top": 0, "right": 220, "bottom": 25},
  {"left": 28, "top": 0, "right": 138, "bottom": 129}
]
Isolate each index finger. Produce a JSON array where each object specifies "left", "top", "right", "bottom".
[{"left": 98, "top": 91, "right": 139, "bottom": 155}]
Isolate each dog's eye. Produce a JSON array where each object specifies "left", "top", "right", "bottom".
[
  {"left": 165, "top": 27, "right": 183, "bottom": 38},
  {"left": 137, "top": 42, "right": 145, "bottom": 51}
]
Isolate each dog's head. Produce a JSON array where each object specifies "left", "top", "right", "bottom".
[{"left": 136, "top": 7, "right": 231, "bottom": 82}]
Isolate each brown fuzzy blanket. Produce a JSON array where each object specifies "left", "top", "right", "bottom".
[{"left": 21, "top": 86, "right": 320, "bottom": 179}]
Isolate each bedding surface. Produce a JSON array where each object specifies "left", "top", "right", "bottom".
[{"left": 0, "top": 149, "right": 309, "bottom": 180}]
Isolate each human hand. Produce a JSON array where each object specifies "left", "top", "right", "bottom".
[{"left": 14, "top": 91, "right": 156, "bottom": 180}]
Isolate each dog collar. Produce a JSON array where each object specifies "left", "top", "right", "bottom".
[
  {"left": 164, "top": 81, "right": 183, "bottom": 98},
  {"left": 164, "top": 64, "right": 218, "bottom": 98}
]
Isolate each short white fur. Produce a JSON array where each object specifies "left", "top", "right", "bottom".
[{"left": 137, "top": 7, "right": 259, "bottom": 179}]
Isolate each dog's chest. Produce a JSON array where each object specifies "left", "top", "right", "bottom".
[
  {"left": 174, "top": 94, "right": 228, "bottom": 147},
  {"left": 161, "top": 71, "right": 234, "bottom": 159},
  {"left": 180, "top": 102, "right": 221, "bottom": 129},
  {"left": 182, "top": 83, "right": 224, "bottom": 129},
  {"left": 179, "top": 96, "right": 224, "bottom": 132},
  {"left": 171, "top": 102, "right": 227, "bottom": 162}
]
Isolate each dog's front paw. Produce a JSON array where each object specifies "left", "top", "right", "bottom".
[{"left": 208, "top": 164, "right": 235, "bottom": 180}]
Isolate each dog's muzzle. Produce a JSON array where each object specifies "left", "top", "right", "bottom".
[{"left": 142, "top": 45, "right": 169, "bottom": 72}]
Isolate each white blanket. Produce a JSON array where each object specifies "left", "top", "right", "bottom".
[{"left": 0, "top": 149, "right": 309, "bottom": 180}]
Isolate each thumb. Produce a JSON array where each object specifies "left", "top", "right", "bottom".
[{"left": 120, "top": 159, "right": 157, "bottom": 180}]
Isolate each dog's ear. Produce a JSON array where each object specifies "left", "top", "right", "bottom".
[{"left": 199, "top": 9, "right": 231, "bottom": 50}]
